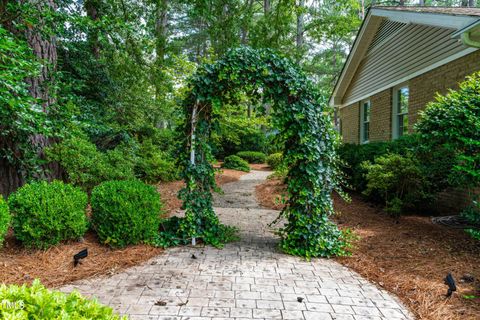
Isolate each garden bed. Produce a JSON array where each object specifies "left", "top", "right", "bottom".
[
  {"left": 0, "top": 169, "right": 246, "bottom": 288},
  {"left": 256, "top": 178, "right": 480, "bottom": 320}
]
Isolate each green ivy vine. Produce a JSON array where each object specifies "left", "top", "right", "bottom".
[{"left": 177, "top": 47, "right": 350, "bottom": 257}]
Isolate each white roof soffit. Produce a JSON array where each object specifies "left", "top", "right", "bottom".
[{"left": 329, "top": 8, "right": 480, "bottom": 107}]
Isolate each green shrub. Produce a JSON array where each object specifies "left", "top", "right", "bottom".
[
  {"left": 91, "top": 180, "right": 162, "bottom": 247},
  {"left": 416, "top": 71, "right": 480, "bottom": 190},
  {"left": 135, "top": 139, "right": 178, "bottom": 182},
  {"left": 0, "top": 279, "right": 125, "bottom": 319},
  {"left": 0, "top": 197, "right": 10, "bottom": 247},
  {"left": 266, "top": 152, "right": 283, "bottom": 170},
  {"left": 46, "top": 137, "right": 136, "bottom": 191},
  {"left": 8, "top": 181, "right": 88, "bottom": 249},
  {"left": 222, "top": 155, "right": 250, "bottom": 172},
  {"left": 212, "top": 127, "right": 269, "bottom": 158},
  {"left": 236, "top": 151, "right": 266, "bottom": 163},
  {"left": 361, "top": 153, "right": 425, "bottom": 217},
  {"left": 338, "top": 135, "right": 423, "bottom": 192}
]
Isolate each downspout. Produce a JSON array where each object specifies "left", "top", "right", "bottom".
[
  {"left": 461, "top": 31, "right": 480, "bottom": 48},
  {"left": 455, "top": 20, "right": 480, "bottom": 48}
]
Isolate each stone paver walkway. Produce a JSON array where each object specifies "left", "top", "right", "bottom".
[{"left": 60, "top": 170, "right": 413, "bottom": 320}]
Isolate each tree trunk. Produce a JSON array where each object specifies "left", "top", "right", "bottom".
[
  {"left": 24, "top": 0, "right": 61, "bottom": 181},
  {"left": 0, "top": 0, "right": 60, "bottom": 197},
  {"left": 155, "top": 0, "right": 168, "bottom": 66},
  {"left": 296, "top": 0, "right": 305, "bottom": 62},
  {"left": 418, "top": 0, "right": 425, "bottom": 5},
  {"left": 85, "top": 0, "right": 101, "bottom": 58},
  {"left": 264, "top": 0, "right": 270, "bottom": 15},
  {"left": 461, "top": 0, "right": 468, "bottom": 6}
]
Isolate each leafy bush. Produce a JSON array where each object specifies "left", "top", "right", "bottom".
[
  {"left": 91, "top": 180, "right": 162, "bottom": 247},
  {"left": 266, "top": 152, "right": 283, "bottom": 170},
  {"left": 8, "top": 181, "right": 88, "bottom": 249},
  {"left": 338, "top": 135, "right": 421, "bottom": 192},
  {"left": 462, "top": 199, "right": 480, "bottom": 240},
  {"left": 212, "top": 127, "right": 269, "bottom": 158},
  {"left": 222, "top": 155, "right": 250, "bottom": 172},
  {"left": 416, "top": 71, "right": 480, "bottom": 189},
  {"left": 46, "top": 137, "right": 136, "bottom": 191},
  {"left": 0, "top": 279, "right": 125, "bottom": 319},
  {"left": 237, "top": 151, "right": 266, "bottom": 164},
  {"left": 135, "top": 139, "right": 178, "bottom": 182},
  {"left": 361, "top": 153, "right": 425, "bottom": 217},
  {"left": 416, "top": 72, "right": 480, "bottom": 237},
  {"left": 153, "top": 216, "right": 238, "bottom": 248},
  {"left": 0, "top": 197, "right": 10, "bottom": 247}
]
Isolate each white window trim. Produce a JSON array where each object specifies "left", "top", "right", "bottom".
[
  {"left": 360, "top": 99, "right": 371, "bottom": 144},
  {"left": 392, "top": 84, "right": 409, "bottom": 140}
]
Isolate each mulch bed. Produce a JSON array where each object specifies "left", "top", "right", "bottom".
[
  {"left": 0, "top": 169, "right": 247, "bottom": 288},
  {"left": 256, "top": 178, "right": 480, "bottom": 320}
]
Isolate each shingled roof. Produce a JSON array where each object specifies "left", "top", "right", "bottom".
[{"left": 374, "top": 6, "right": 480, "bottom": 17}]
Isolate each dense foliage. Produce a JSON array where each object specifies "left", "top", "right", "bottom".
[
  {"left": 266, "top": 152, "right": 283, "bottom": 170},
  {"left": 90, "top": 180, "right": 162, "bottom": 248},
  {"left": 8, "top": 181, "right": 88, "bottom": 249},
  {"left": 416, "top": 71, "right": 480, "bottom": 237},
  {"left": 0, "top": 198, "right": 10, "bottom": 247},
  {"left": 361, "top": 153, "right": 425, "bottom": 217},
  {"left": 236, "top": 151, "right": 267, "bottom": 164},
  {"left": 180, "top": 47, "right": 349, "bottom": 258},
  {"left": 46, "top": 137, "right": 136, "bottom": 191},
  {"left": 222, "top": 155, "right": 251, "bottom": 172},
  {"left": 0, "top": 26, "right": 47, "bottom": 182},
  {"left": 0, "top": 280, "right": 125, "bottom": 319}
]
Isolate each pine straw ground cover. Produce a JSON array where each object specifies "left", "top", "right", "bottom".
[
  {"left": 0, "top": 169, "right": 246, "bottom": 288},
  {"left": 256, "top": 178, "right": 480, "bottom": 320}
]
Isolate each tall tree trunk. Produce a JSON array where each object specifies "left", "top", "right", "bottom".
[
  {"left": 0, "top": 0, "right": 60, "bottom": 196},
  {"left": 296, "top": 0, "right": 305, "bottom": 62},
  {"left": 85, "top": 0, "right": 101, "bottom": 58},
  {"left": 418, "top": 0, "right": 425, "bottom": 5},
  {"left": 264, "top": 0, "right": 270, "bottom": 15},
  {"left": 155, "top": 0, "right": 168, "bottom": 66},
  {"left": 154, "top": 0, "right": 168, "bottom": 128},
  {"left": 24, "top": 0, "right": 60, "bottom": 181},
  {"left": 461, "top": 0, "right": 469, "bottom": 6}
]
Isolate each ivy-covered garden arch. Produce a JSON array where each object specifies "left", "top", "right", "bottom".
[{"left": 178, "top": 47, "right": 349, "bottom": 258}]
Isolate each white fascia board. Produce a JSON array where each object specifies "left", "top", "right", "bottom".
[
  {"left": 338, "top": 47, "right": 478, "bottom": 109},
  {"left": 452, "top": 19, "right": 480, "bottom": 37},
  {"left": 371, "top": 9, "right": 478, "bottom": 30}
]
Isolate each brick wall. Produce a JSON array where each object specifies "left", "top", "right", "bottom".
[
  {"left": 339, "top": 102, "right": 359, "bottom": 144},
  {"left": 409, "top": 50, "right": 480, "bottom": 129},
  {"left": 338, "top": 50, "right": 480, "bottom": 143},
  {"left": 369, "top": 89, "right": 392, "bottom": 142}
]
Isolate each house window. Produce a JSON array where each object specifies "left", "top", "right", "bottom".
[
  {"left": 360, "top": 100, "right": 370, "bottom": 143},
  {"left": 393, "top": 85, "right": 409, "bottom": 139}
]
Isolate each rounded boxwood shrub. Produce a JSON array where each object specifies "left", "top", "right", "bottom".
[
  {"left": 0, "top": 197, "right": 10, "bottom": 247},
  {"left": 266, "top": 152, "right": 283, "bottom": 170},
  {"left": 91, "top": 180, "right": 162, "bottom": 247},
  {"left": 8, "top": 181, "right": 88, "bottom": 249},
  {"left": 222, "top": 155, "right": 250, "bottom": 172},
  {"left": 0, "top": 279, "right": 125, "bottom": 319},
  {"left": 236, "top": 151, "right": 266, "bottom": 164}
]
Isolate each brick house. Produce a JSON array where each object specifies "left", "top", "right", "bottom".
[{"left": 330, "top": 7, "right": 480, "bottom": 144}]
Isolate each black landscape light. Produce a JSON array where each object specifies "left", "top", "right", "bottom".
[
  {"left": 444, "top": 273, "right": 457, "bottom": 297},
  {"left": 74, "top": 248, "right": 88, "bottom": 267}
]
